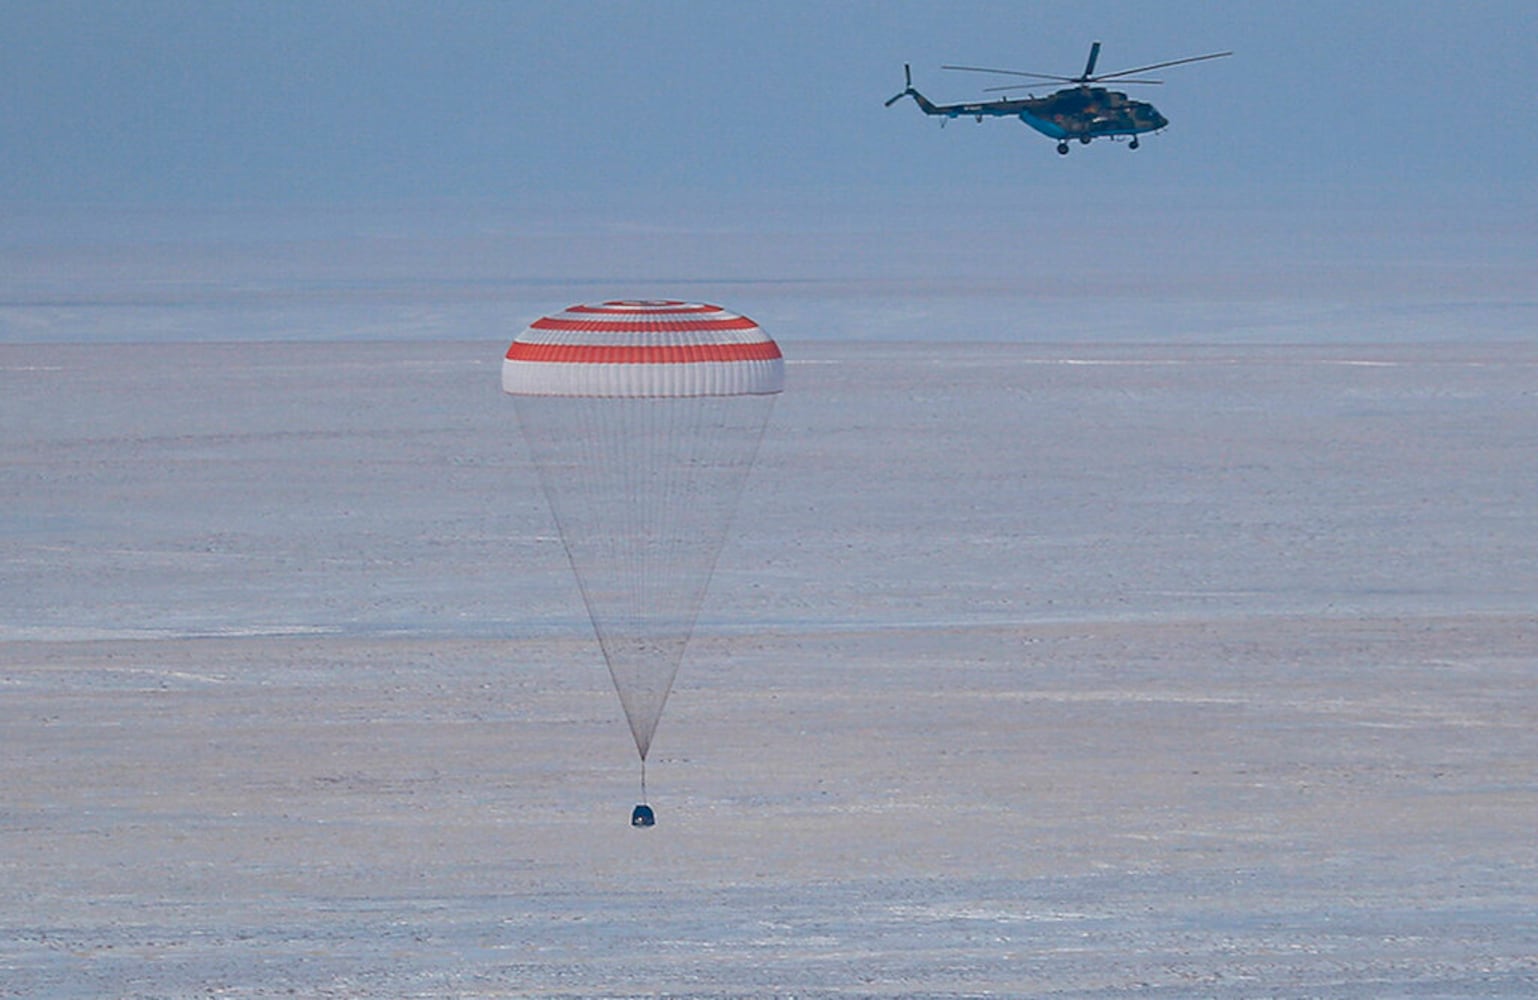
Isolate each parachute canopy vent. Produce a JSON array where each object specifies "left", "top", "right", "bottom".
[{"left": 502, "top": 300, "right": 784, "bottom": 398}]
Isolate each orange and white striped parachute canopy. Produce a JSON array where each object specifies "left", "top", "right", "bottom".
[
  {"left": 502, "top": 300, "right": 784, "bottom": 397},
  {"left": 501, "top": 299, "right": 783, "bottom": 765}
]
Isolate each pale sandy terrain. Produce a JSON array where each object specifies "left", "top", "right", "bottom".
[{"left": 3, "top": 340, "right": 1535, "bottom": 997}]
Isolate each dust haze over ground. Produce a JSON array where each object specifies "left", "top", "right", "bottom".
[{"left": 3, "top": 284, "right": 1537, "bottom": 993}]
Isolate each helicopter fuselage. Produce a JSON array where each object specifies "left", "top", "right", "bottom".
[{"left": 904, "top": 84, "right": 1167, "bottom": 142}]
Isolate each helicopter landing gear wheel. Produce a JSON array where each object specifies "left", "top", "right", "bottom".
[
  {"left": 1129, "top": 137, "right": 1140, "bottom": 150},
  {"left": 1056, "top": 141, "right": 1070, "bottom": 155}
]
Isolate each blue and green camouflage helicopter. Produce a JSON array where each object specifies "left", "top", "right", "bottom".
[{"left": 886, "top": 42, "right": 1231, "bottom": 154}]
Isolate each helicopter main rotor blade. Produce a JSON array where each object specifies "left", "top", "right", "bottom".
[
  {"left": 981, "top": 77, "right": 1165, "bottom": 92},
  {"left": 1082, "top": 41, "right": 1101, "bottom": 80},
  {"left": 1091, "top": 50, "right": 1232, "bottom": 82},
  {"left": 942, "top": 64, "right": 1077, "bottom": 82}
]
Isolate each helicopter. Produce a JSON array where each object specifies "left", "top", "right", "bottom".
[{"left": 885, "top": 41, "right": 1231, "bottom": 154}]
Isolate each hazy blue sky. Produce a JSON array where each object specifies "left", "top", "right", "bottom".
[
  {"left": 2, "top": 1, "right": 1534, "bottom": 346},
  {"left": 4, "top": 0, "right": 1535, "bottom": 208}
]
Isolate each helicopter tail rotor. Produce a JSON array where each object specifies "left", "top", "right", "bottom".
[{"left": 884, "top": 63, "right": 914, "bottom": 106}]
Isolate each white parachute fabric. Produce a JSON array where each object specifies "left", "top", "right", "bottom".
[{"left": 503, "top": 301, "right": 783, "bottom": 761}]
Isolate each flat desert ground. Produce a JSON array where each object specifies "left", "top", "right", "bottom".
[{"left": 3, "top": 339, "right": 1535, "bottom": 997}]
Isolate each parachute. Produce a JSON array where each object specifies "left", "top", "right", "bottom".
[{"left": 503, "top": 300, "right": 784, "bottom": 797}]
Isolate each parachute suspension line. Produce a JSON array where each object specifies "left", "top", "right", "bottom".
[
  {"left": 516, "top": 392, "right": 779, "bottom": 764},
  {"left": 504, "top": 299, "right": 783, "bottom": 827}
]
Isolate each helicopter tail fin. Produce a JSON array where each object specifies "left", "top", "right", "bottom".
[{"left": 884, "top": 64, "right": 940, "bottom": 114}]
